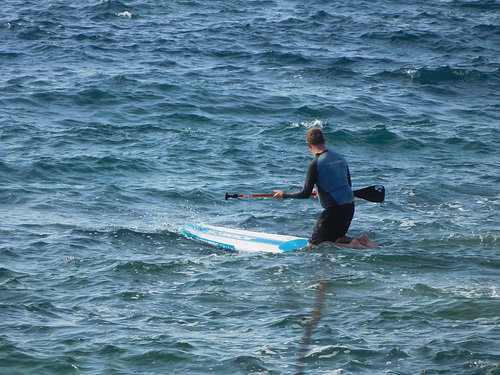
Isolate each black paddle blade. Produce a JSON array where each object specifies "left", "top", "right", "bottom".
[
  {"left": 353, "top": 185, "right": 385, "bottom": 202},
  {"left": 225, "top": 193, "right": 238, "bottom": 200}
]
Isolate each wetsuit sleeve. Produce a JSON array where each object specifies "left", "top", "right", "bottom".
[
  {"left": 347, "top": 167, "right": 352, "bottom": 187},
  {"left": 283, "top": 158, "right": 318, "bottom": 199}
]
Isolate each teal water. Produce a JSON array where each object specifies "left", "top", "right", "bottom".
[{"left": 1, "top": 0, "right": 499, "bottom": 374}]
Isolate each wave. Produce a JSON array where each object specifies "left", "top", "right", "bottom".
[
  {"left": 362, "top": 29, "right": 439, "bottom": 44},
  {"left": 0, "top": 267, "right": 27, "bottom": 283},
  {"left": 401, "top": 66, "right": 488, "bottom": 84},
  {"left": 259, "top": 50, "right": 313, "bottom": 66},
  {"left": 71, "top": 226, "right": 182, "bottom": 244},
  {"left": 215, "top": 355, "right": 269, "bottom": 374},
  {"left": 85, "top": 0, "right": 136, "bottom": 22},
  {"left": 25, "top": 87, "right": 120, "bottom": 108},
  {"left": 454, "top": 0, "right": 500, "bottom": 11},
  {"left": 441, "top": 182, "right": 498, "bottom": 197},
  {"left": 323, "top": 126, "right": 425, "bottom": 151},
  {"left": 7, "top": 155, "right": 155, "bottom": 183},
  {"left": 112, "top": 258, "right": 198, "bottom": 277},
  {"left": 0, "top": 51, "right": 25, "bottom": 59}
]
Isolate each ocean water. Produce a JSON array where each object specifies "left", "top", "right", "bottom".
[{"left": 1, "top": 0, "right": 499, "bottom": 374}]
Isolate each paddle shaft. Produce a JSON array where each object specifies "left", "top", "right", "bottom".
[
  {"left": 225, "top": 185, "right": 384, "bottom": 203},
  {"left": 226, "top": 192, "right": 316, "bottom": 200}
]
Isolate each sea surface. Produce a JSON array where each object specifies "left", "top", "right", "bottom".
[{"left": 1, "top": 1, "right": 499, "bottom": 374}]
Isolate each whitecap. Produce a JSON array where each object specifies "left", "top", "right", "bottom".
[
  {"left": 291, "top": 119, "right": 325, "bottom": 128},
  {"left": 117, "top": 11, "right": 132, "bottom": 18}
]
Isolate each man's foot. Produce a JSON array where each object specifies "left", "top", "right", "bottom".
[
  {"left": 309, "top": 235, "right": 378, "bottom": 249},
  {"left": 329, "top": 238, "right": 370, "bottom": 249},
  {"left": 334, "top": 235, "right": 377, "bottom": 249},
  {"left": 359, "top": 234, "right": 378, "bottom": 248},
  {"left": 345, "top": 238, "right": 370, "bottom": 249}
]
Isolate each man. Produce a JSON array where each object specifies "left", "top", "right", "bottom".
[{"left": 273, "top": 128, "right": 377, "bottom": 249}]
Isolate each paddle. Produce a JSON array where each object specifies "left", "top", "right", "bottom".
[
  {"left": 225, "top": 185, "right": 385, "bottom": 203},
  {"left": 353, "top": 185, "right": 385, "bottom": 202}
]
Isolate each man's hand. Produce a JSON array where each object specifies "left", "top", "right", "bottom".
[{"left": 273, "top": 190, "right": 284, "bottom": 200}]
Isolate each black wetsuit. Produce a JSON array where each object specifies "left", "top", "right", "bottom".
[{"left": 283, "top": 150, "right": 355, "bottom": 244}]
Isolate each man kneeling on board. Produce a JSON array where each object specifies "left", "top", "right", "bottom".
[{"left": 273, "top": 127, "right": 377, "bottom": 249}]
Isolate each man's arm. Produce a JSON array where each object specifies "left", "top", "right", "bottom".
[{"left": 273, "top": 158, "right": 318, "bottom": 200}]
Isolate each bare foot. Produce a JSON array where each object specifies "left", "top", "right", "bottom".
[
  {"left": 359, "top": 234, "right": 378, "bottom": 248},
  {"left": 346, "top": 238, "right": 370, "bottom": 249},
  {"left": 332, "top": 238, "right": 370, "bottom": 249},
  {"left": 311, "top": 236, "right": 377, "bottom": 249}
]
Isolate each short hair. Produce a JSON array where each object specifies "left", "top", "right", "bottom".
[{"left": 305, "top": 128, "right": 325, "bottom": 146}]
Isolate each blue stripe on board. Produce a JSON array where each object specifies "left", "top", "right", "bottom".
[
  {"left": 278, "top": 238, "right": 309, "bottom": 251},
  {"left": 187, "top": 225, "right": 291, "bottom": 246},
  {"left": 181, "top": 226, "right": 236, "bottom": 251}
]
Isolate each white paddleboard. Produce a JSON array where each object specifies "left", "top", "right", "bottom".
[{"left": 180, "top": 224, "right": 309, "bottom": 253}]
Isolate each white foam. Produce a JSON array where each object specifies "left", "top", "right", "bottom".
[
  {"left": 117, "top": 11, "right": 132, "bottom": 18},
  {"left": 291, "top": 119, "right": 325, "bottom": 128}
]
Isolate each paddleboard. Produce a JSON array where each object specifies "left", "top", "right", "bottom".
[{"left": 180, "top": 224, "right": 309, "bottom": 253}]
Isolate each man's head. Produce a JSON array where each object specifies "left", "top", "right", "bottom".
[{"left": 305, "top": 128, "right": 326, "bottom": 146}]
